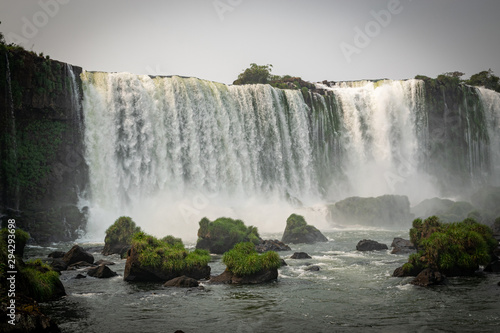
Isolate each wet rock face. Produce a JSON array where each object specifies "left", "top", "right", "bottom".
[
  {"left": 87, "top": 265, "right": 118, "bottom": 279},
  {"left": 0, "top": 47, "right": 88, "bottom": 244}
]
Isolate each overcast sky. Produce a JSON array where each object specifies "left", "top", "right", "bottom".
[{"left": 1, "top": 0, "right": 499, "bottom": 84}]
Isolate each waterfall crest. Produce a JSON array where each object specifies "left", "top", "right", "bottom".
[{"left": 81, "top": 74, "right": 500, "bottom": 239}]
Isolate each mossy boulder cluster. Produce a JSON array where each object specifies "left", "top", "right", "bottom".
[
  {"left": 124, "top": 232, "right": 211, "bottom": 282},
  {"left": 102, "top": 216, "right": 142, "bottom": 258},
  {"left": 210, "top": 242, "right": 281, "bottom": 284},
  {"left": 196, "top": 217, "right": 260, "bottom": 254},
  {"left": 328, "top": 195, "right": 412, "bottom": 228},
  {"left": 0, "top": 228, "right": 64, "bottom": 332},
  {"left": 394, "top": 216, "right": 498, "bottom": 280},
  {"left": 281, "top": 214, "right": 327, "bottom": 244}
]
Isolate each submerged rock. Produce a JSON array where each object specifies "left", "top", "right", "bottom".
[
  {"left": 304, "top": 265, "right": 320, "bottom": 271},
  {"left": 88, "top": 265, "right": 118, "bottom": 278},
  {"left": 281, "top": 214, "right": 328, "bottom": 244},
  {"left": 164, "top": 276, "right": 200, "bottom": 288},
  {"left": 63, "top": 245, "right": 94, "bottom": 266},
  {"left": 410, "top": 268, "right": 446, "bottom": 287},
  {"left": 290, "top": 252, "right": 312, "bottom": 259},
  {"left": 356, "top": 239, "right": 388, "bottom": 251},
  {"left": 210, "top": 268, "right": 278, "bottom": 285},
  {"left": 255, "top": 239, "right": 291, "bottom": 253},
  {"left": 390, "top": 237, "right": 416, "bottom": 254}
]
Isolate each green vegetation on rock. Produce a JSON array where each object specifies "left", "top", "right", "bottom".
[
  {"left": 105, "top": 216, "right": 141, "bottom": 247},
  {"left": 0, "top": 228, "right": 64, "bottom": 304},
  {"left": 222, "top": 242, "right": 281, "bottom": 276},
  {"left": 20, "top": 259, "right": 64, "bottom": 302},
  {"left": 196, "top": 217, "right": 260, "bottom": 254},
  {"left": 132, "top": 232, "right": 210, "bottom": 272},
  {"left": 281, "top": 214, "right": 328, "bottom": 244},
  {"left": 402, "top": 216, "right": 497, "bottom": 276}
]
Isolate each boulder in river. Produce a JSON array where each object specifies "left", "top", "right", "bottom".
[
  {"left": 62, "top": 245, "right": 94, "bottom": 266},
  {"left": 88, "top": 265, "right": 118, "bottom": 278},
  {"left": 290, "top": 252, "right": 312, "bottom": 259},
  {"left": 390, "top": 237, "right": 416, "bottom": 254},
  {"left": 124, "top": 232, "right": 211, "bottom": 282},
  {"left": 356, "top": 239, "right": 388, "bottom": 251},
  {"left": 281, "top": 214, "right": 328, "bottom": 244},
  {"left": 102, "top": 216, "right": 142, "bottom": 258},
  {"left": 164, "top": 276, "right": 200, "bottom": 288},
  {"left": 410, "top": 268, "right": 446, "bottom": 287}
]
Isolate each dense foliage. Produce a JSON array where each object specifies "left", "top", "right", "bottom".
[
  {"left": 465, "top": 69, "right": 500, "bottom": 93},
  {"left": 233, "top": 63, "right": 273, "bottom": 85},
  {"left": 132, "top": 232, "right": 210, "bottom": 272},
  {"left": 197, "top": 217, "right": 260, "bottom": 253},
  {"left": 0, "top": 228, "right": 63, "bottom": 303},
  {"left": 105, "top": 216, "right": 142, "bottom": 245},
  {"left": 402, "top": 216, "right": 497, "bottom": 276},
  {"left": 222, "top": 242, "right": 281, "bottom": 276}
]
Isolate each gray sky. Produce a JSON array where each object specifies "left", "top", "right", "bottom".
[{"left": 1, "top": 0, "right": 499, "bottom": 84}]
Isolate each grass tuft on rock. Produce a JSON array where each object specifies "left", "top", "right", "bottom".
[
  {"left": 105, "top": 216, "right": 141, "bottom": 245},
  {"left": 132, "top": 232, "right": 210, "bottom": 272},
  {"left": 222, "top": 242, "right": 281, "bottom": 276}
]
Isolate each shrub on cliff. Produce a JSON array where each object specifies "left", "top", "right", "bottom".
[
  {"left": 222, "top": 242, "right": 281, "bottom": 276},
  {"left": 196, "top": 217, "right": 260, "bottom": 254},
  {"left": 124, "top": 232, "right": 210, "bottom": 282},
  {"left": 233, "top": 63, "right": 273, "bottom": 85},
  {"left": 103, "top": 216, "right": 141, "bottom": 257},
  {"left": 281, "top": 214, "right": 327, "bottom": 244},
  {"left": 400, "top": 216, "right": 497, "bottom": 276}
]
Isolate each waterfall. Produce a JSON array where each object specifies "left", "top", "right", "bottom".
[
  {"left": 478, "top": 87, "right": 500, "bottom": 185},
  {"left": 81, "top": 74, "right": 500, "bottom": 240}
]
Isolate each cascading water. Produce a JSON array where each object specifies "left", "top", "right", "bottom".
[
  {"left": 82, "top": 73, "right": 320, "bottom": 239},
  {"left": 81, "top": 74, "right": 500, "bottom": 240}
]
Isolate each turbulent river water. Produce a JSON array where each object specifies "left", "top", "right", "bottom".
[{"left": 28, "top": 229, "right": 500, "bottom": 333}]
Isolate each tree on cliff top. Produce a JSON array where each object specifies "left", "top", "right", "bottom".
[
  {"left": 466, "top": 69, "right": 500, "bottom": 93},
  {"left": 0, "top": 21, "right": 5, "bottom": 44},
  {"left": 233, "top": 63, "right": 273, "bottom": 85}
]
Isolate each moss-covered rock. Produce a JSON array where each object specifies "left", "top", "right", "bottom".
[
  {"left": 124, "top": 232, "right": 210, "bottom": 282},
  {"left": 102, "top": 216, "right": 141, "bottom": 257},
  {"left": 211, "top": 242, "right": 281, "bottom": 284},
  {"left": 328, "top": 195, "right": 412, "bottom": 228},
  {"left": 394, "top": 216, "right": 497, "bottom": 277},
  {"left": 281, "top": 214, "right": 327, "bottom": 244},
  {"left": 0, "top": 227, "right": 64, "bottom": 332},
  {"left": 195, "top": 217, "right": 260, "bottom": 254}
]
